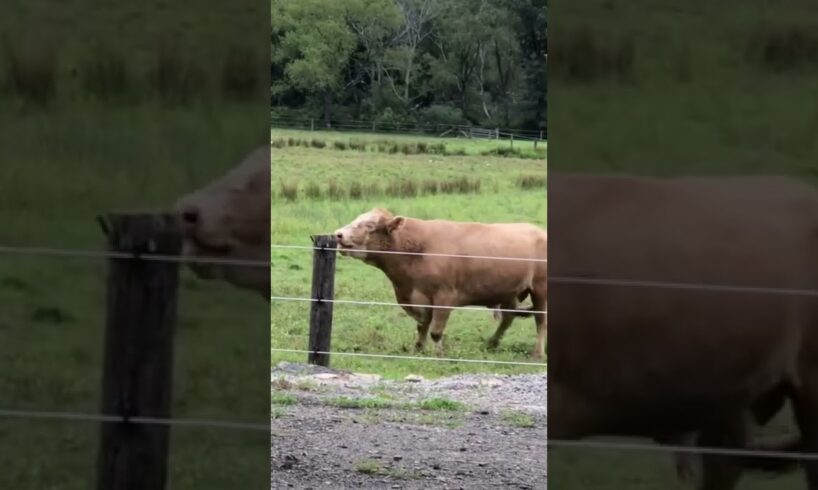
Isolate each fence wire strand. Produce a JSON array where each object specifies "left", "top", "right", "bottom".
[
  {"left": 272, "top": 244, "right": 547, "bottom": 263},
  {"left": 0, "top": 245, "right": 269, "bottom": 268},
  {"left": 0, "top": 408, "right": 269, "bottom": 432},
  {"left": 271, "top": 348, "right": 546, "bottom": 367},
  {"left": 7, "top": 242, "right": 818, "bottom": 462},
  {"left": 271, "top": 295, "right": 546, "bottom": 315}
]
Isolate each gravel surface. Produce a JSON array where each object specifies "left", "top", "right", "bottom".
[{"left": 271, "top": 362, "right": 547, "bottom": 489}]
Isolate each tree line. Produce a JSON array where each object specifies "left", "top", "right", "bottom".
[{"left": 271, "top": 0, "right": 547, "bottom": 132}]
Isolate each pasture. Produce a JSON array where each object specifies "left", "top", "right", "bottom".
[{"left": 270, "top": 130, "right": 547, "bottom": 380}]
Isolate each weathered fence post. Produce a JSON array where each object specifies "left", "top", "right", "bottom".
[
  {"left": 510, "top": 133, "right": 515, "bottom": 149},
  {"left": 96, "top": 213, "right": 181, "bottom": 490},
  {"left": 308, "top": 235, "right": 337, "bottom": 367},
  {"left": 310, "top": 118, "right": 314, "bottom": 131}
]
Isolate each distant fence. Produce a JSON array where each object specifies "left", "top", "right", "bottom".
[{"left": 270, "top": 115, "right": 547, "bottom": 143}]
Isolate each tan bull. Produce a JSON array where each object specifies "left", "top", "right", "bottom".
[
  {"left": 333, "top": 208, "right": 547, "bottom": 359},
  {"left": 548, "top": 172, "right": 818, "bottom": 489}
]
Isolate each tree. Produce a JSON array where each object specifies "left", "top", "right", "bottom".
[{"left": 271, "top": 0, "right": 357, "bottom": 125}]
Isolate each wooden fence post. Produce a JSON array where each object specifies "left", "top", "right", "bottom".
[
  {"left": 311, "top": 118, "right": 315, "bottom": 131},
  {"left": 96, "top": 213, "right": 181, "bottom": 490},
  {"left": 510, "top": 133, "right": 515, "bottom": 149},
  {"left": 308, "top": 235, "right": 337, "bottom": 367}
]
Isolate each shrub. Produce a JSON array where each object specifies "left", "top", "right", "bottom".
[
  {"left": 517, "top": 175, "right": 547, "bottom": 190},
  {"left": 327, "top": 180, "right": 343, "bottom": 200},
  {"left": 304, "top": 182, "right": 322, "bottom": 199},
  {"left": 3, "top": 42, "right": 57, "bottom": 106},
  {"left": 221, "top": 45, "right": 261, "bottom": 100},
  {"left": 348, "top": 181, "right": 363, "bottom": 199},
  {"left": 279, "top": 182, "right": 298, "bottom": 201},
  {"left": 80, "top": 45, "right": 130, "bottom": 101}
]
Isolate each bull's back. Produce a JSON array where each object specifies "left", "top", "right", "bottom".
[{"left": 403, "top": 219, "right": 546, "bottom": 304}]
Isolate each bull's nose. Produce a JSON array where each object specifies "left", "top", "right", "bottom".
[
  {"left": 175, "top": 200, "right": 200, "bottom": 231},
  {"left": 334, "top": 231, "right": 344, "bottom": 242}
]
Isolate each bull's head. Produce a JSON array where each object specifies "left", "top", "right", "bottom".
[
  {"left": 173, "top": 147, "right": 270, "bottom": 299},
  {"left": 333, "top": 207, "right": 405, "bottom": 261}
]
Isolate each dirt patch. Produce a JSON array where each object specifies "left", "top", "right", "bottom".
[{"left": 271, "top": 362, "right": 547, "bottom": 489}]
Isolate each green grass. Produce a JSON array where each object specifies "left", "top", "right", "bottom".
[
  {"left": 500, "top": 410, "right": 537, "bottom": 428},
  {"left": 271, "top": 135, "right": 546, "bottom": 380},
  {"left": 354, "top": 458, "right": 383, "bottom": 475},
  {"left": 326, "top": 396, "right": 398, "bottom": 409},
  {"left": 271, "top": 393, "right": 298, "bottom": 406},
  {"left": 418, "top": 397, "right": 467, "bottom": 412}
]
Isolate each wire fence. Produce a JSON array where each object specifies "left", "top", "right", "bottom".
[
  {"left": 5, "top": 241, "right": 818, "bottom": 465},
  {"left": 271, "top": 115, "right": 547, "bottom": 141}
]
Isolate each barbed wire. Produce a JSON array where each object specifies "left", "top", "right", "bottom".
[
  {"left": 0, "top": 408, "right": 269, "bottom": 432},
  {"left": 5, "top": 244, "right": 818, "bottom": 300},
  {"left": 550, "top": 275, "right": 818, "bottom": 299},
  {"left": 271, "top": 348, "right": 546, "bottom": 367},
  {"left": 270, "top": 296, "right": 547, "bottom": 315},
  {"left": 272, "top": 244, "right": 547, "bottom": 263},
  {"left": 547, "top": 438, "right": 818, "bottom": 462},
  {"left": 0, "top": 245, "right": 268, "bottom": 268}
]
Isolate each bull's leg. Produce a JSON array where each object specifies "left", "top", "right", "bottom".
[
  {"left": 415, "top": 316, "right": 432, "bottom": 352},
  {"left": 487, "top": 300, "right": 517, "bottom": 351},
  {"left": 429, "top": 307, "right": 453, "bottom": 357},
  {"left": 531, "top": 290, "right": 547, "bottom": 360},
  {"left": 695, "top": 417, "right": 747, "bottom": 490},
  {"left": 668, "top": 434, "right": 702, "bottom": 486},
  {"left": 792, "top": 377, "right": 818, "bottom": 489}
]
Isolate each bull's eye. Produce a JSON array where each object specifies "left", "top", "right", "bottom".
[{"left": 364, "top": 222, "right": 376, "bottom": 231}]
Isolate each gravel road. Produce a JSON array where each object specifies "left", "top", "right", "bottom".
[{"left": 271, "top": 362, "right": 547, "bottom": 489}]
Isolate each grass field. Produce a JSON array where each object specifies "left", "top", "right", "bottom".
[
  {"left": 0, "top": 101, "right": 270, "bottom": 489},
  {"left": 271, "top": 130, "right": 547, "bottom": 380}
]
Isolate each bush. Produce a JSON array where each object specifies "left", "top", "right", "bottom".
[
  {"left": 304, "top": 182, "right": 322, "bottom": 199},
  {"left": 419, "top": 105, "right": 465, "bottom": 126},
  {"left": 80, "top": 45, "right": 130, "bottom": 101},
  {"left": 279, "top": 182, "right": 298, "bottom": 201},
  {"left": 3, "top": 42, "right": 57, "bottom": 106},
  {"left": 221, "top": 45, "right": 261, "bottom": 100},
  {"left": 327, "top": 180, "right": 344, "bottom": 200}
]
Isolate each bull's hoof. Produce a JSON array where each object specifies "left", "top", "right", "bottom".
[
  {"left": 486, "top": 338, "right": 500, "bottom": 351},
  {"left": 414, "top": 342, "right": 426, "bottom": 352},
  {"left": 531, "top": 350, "right": 545, "bottom": 361}
]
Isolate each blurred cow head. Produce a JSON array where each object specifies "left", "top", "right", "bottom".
[{"left": 174, "top": 147, "right": 270, "bottom": 299}]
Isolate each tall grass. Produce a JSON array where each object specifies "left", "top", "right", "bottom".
[{"left": 274, "top": 177, "right": 489, "bottom": 202}]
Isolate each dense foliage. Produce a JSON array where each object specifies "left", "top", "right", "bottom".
[{"left": 271, "top": 0, "right": 547, "bottom": 131}]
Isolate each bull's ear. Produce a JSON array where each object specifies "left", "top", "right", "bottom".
[{"left": 386, "top": 216, "right": 404, "bottom": 233}]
